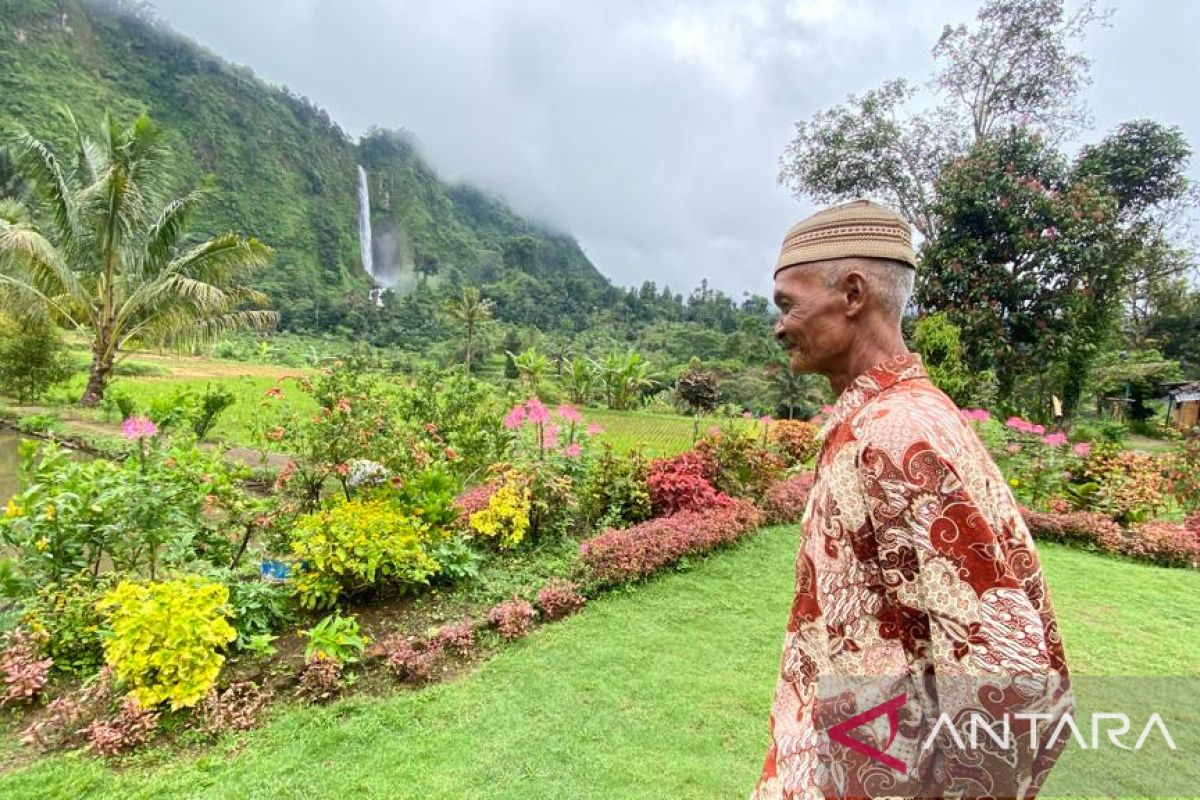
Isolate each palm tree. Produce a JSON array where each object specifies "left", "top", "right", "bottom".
[
  {"left": 0, "top": 112, "right": 276, "bottom": 406},
  {"left": 447, "top": 285, "right": 494, "bottom": 373}
]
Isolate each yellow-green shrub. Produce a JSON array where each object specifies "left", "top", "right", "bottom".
[
  {"left": 469, "top": 475, "right": 531, "bottom": 548},
  {"left": 98, "top": 576, "right": 236, "bottom": 710},
  {"left": 290, "top": 497, "right": 441, "bottom": 609}
]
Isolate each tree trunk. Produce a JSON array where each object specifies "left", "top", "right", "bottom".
[{"left": 80, "top": 346, "right": 113, "bottom": 407}]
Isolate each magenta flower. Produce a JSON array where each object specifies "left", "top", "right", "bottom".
[
  {"left": 563, "top": 443, "right": 583, "bottom": 458},
  {"left": 557, "top": 404, "right": 582, "bottom": 423},
  {"left": 961, "top": 408, "right": 991, "bottom": 423},
  {"left": 1005, "top": 416, "right": 1029, "bottom": 433},
  {"left": 1032, "top": 424, "right": 1046, "bottom": 435},
  {"left": 821, "top": 404, "right": 835, "bottom": 415},
  {"left": 1073, "top": 442, "right": 1092, "bottom": 458},
  {"left": 586, "top": 423, "right": 603, "bottom": 436},
  {"left": 543, "top": 423, "right": 559, "bottom": 449},
  {"left": 525, "top": 397, "right": 551, "bottom": 424},
  {"left": 121, "top": 416, "right": 157, "bottom": 440},
  {"left": 761, "top": 415, "right": 775, "bottom": 427},
  {"left": 503, "top": 405, "right": 527, "bottom": 430},
  {"left": 742, "top": 411, "right": 753, "bottom": 420},
  {"left": 1041, "top": 433, "right": 1068, "bottom": 446}
]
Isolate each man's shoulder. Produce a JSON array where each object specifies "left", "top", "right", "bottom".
[{"left": 850, "top": 378, "right": 968, "bottom": 457}]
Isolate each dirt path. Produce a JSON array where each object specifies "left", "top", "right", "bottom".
[{"left": 123, "top": 351, "right": 304, "bottom": 381}]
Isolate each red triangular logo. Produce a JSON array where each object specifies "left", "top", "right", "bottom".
[{"left": 827, "top": 692, "right": 908, "bottom": 774}]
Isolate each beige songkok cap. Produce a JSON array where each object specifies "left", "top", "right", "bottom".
[{"left": 774, "top": 199, "right": 917, "bottom": 276}]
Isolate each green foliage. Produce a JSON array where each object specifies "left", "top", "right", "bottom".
[
  {"left": 695, "top": 424, "right": 785, "bottom": 503},
  {"left": 21, "top": 574, "right": 110, "bottom": 676},
  {"left": 98, "top": 575, "right": 237, "bottom": 710},
  {"left": 912, "top": 312, "right": 995, "bottom": 407},
  {"left": 0, "top": 314, "right": 73, "bottom": 403},
  {"left": 597, "top": 351, "right": 658, "bottom": 411},
  {"left": 289, "top": 496, "right": 443, "bottom": 609},
  {"left": 0, "top": 439, "right": 263, "bottom": 586},
  {"left": 217, "top": 570, "right": 293, "bottom": 654},
  {"left": 303, "top": 613, "right": 367, "bottom": 665},
  {"left": 578, "top": 444, "right": 652, "bottom": 530}
]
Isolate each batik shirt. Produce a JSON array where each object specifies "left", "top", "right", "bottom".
[{"left": 750, "top": 354, "right": 1069, "bottom": 800}]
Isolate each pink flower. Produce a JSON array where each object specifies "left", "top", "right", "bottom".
[
  {"left": 821, "top": 405, "right": 835, "bottom": 414},
  {"left": 503, "top": 405, "right": 527, "bottom": 430},
  {"left": 544, "top": 424, "right": 559, "bottom": 449},
  {"left": 742, "top": 411, "right": 753, "bottom": 420},
  {"left": 1073, "top": 442, "right": 1092, "bottom": 458},
  {"left": 121, "top": 416, "right": 157, "bottom": 440},
  {"left": 761, "top": 416, "right": 775, "bottom": 427},
  {"left": 1006, "top": 444, "right": 1022, "bottom": 455},
  {"left": 557, "top": 404, "right": 582, "bottom": 423},
  {"left": 961, "top": 409, "right": 991, "bottom": 423},
  {"left": 586, "top": 423, "right": 603, "bottom": 436},
  {"left": 1005, "top": 416, "right": 1030, "bottom": 433},
  {"left": 1042, "top": 433, "right": 1069, "bottom": 447},
  {"left": 1032, "top": 424, "right": 1046, "bottom": 435},
  {"left": 564, "top": 443, "right": 582, "bottom": 458},
  {"left": 525, "top": 397, "right": 551, "bottom": 424}
]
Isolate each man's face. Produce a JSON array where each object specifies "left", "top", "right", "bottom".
[{"left": 772, "top": 264, "right": 851, "bottom": 375}]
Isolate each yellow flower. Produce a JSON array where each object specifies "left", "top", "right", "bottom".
[
  {"left": 5, "top": 499, "right": 21, "bottom": 517},
  {"left": 44, "top": 504, "right": 56, "bottom": 521},
  {"left": 35, "top": 538, "right": 49, "bottom": 552},
  {"left": 1008, "top": 477, "right": 1020, "bottom": 487}
]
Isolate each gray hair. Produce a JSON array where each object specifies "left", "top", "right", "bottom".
[{"left": 819, "top": 258, "right": 914, "bottom": 319}]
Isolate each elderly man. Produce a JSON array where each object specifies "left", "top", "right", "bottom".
[{"left": 751, "top": 200, "right": 1070, "bottom": 800}]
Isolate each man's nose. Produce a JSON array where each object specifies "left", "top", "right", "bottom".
[{"left": 773, "top": 318, "right": 787, "bottom": 342}]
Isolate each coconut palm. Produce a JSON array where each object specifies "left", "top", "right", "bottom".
[
  {"left": 0, "top": 111, "right": 275, "bottom": 405},
  {"left": 447, "top": 285, "right": 494, "bottom": 373}
]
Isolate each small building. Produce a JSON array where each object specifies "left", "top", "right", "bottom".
[{"left": 1165, "top": 381, "right": 1200, "bottom": 432}]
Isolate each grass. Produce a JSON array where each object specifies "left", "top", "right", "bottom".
[
  {"left": 582, "top": 407, "right": 701, "bottom": 456},
  {"left": 1, "top": 531, "right": 1196, "bottom": 799}
]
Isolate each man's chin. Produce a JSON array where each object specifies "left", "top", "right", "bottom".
[{"left": 788, "top": 351, "right": 814, "bottom": 374}]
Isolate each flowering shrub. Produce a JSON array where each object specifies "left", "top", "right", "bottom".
[
  {"left": 647, "top": 451, "right": 727, "bottom": 516},
  {"left": 537, "top": 579, "right": 587, "bottom": 621},
  {"left": 296, "top": 655, "right": 342, "bottom": 703},
  {"left": 759, "top": 473, "right": 816, "bottom": 526},
  {"left": 469, "top": 473, "right": 532, "bottom": 548},
  {"left": 580, "top": 499, "right": 763, "bottom": 587},
  {"left": 1, "top": 628, "right": 53, "bottom": 706},
  {"left": 198, "top": 682, "right": 273, "bottom": 735},
  {"left": 83, "top": 696, "right": 160, "bottom": 756},
  {"left": 1021, "top": 508, "right": 1125, "bottom": 553},
  {"left": 1084, "top": 445, "right": 1171, "bottom": 523},
  {"left": 303, "top": 613, "right": 368, "bottom": 664},
  {"left": 578, "top": 444, "right": 652, "bottom": 530},
  {"left": 486, "top": 596, "right": 537, "bottom": 641},
  {"left": 769, "top": 420, "right": 821, "bottom": 465},
  {"left": 99, "top": 576, "right": 236, "bottom": 710},
  {"left": 1022, "top": 507, "right": 1200, "bottom": 568},
  {"left": 290, "top": 497, "right": 442, "bottom": 608},
  {"left": 1168, "top": 434, "right": 1200, "bottom": 511}
]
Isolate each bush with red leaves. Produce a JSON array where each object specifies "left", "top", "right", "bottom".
[
  {"left": 83, "top": 696, "right": 160, "bottom": 756},
  {"left": 1125, "top": 521, "right": 1200, "bottom": 568},
  {"left": 378, "top": 635, "right": 445, "bottom": 683},
  {"left": 454, "top": 483, "right": 498, "bottom": 524},
  {"left": 1, "top": 628, "right": 53, "bottom": 706},
  {"left": 486, "top": 596, "right": 537, "bottom": 641},
  {"left": 432, "top": 621, "right": 476, "bottom": 654},
  {"left": 198, "top": 682, "right": 273, "bottom": 735},
  {"left": 646, "top": 451, "right": 728, "bottom": 516},
  {"left": 537, "top": 579, "right": 587, "bottom": 621},
  {"left": 1021, "top": 507, "right": 1125, "bottom": 552},
  {"left": 296, "top": 654, "right": 343, "bottom": 703},
  {"left": 580, "top": 498, "right": 763, "bottom": 587},
  {"left": 759, "top": 473, "right": 815, "bottom": 525}
]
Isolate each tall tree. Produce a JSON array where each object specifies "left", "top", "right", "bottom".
[
  {"left": 779, "top": 0, "right": 1107, "bottom": 238},
  {"left": 0, "top": 112, "right": 275, "bottom": 405},
  {"left": 446, "top": 286, "right": 494, "bottom": 374}
]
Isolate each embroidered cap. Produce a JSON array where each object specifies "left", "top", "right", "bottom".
[{"left": 775, "top": 199, "right": 917, "bottom": 276}]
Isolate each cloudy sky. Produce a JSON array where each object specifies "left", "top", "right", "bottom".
[{"left": 147, "top": 0, "right": 1200, "bottom": 299}]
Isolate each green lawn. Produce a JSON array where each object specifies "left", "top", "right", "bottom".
[
  {"left": 582, "top": 407, "right": 701, "bottom": 456},
  {"left": 1, "top": 531, "right": 1196, "bottom": 799}
]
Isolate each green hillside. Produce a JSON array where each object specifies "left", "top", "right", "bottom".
[{"left": 0, "top": 0, "right": 611, "bottom": 331}]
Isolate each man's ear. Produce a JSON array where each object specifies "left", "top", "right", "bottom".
[{"left": 842, "top": 270, "right": 867, "bottom": 318}]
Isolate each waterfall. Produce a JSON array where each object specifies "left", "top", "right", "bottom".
[{"left": 356, "top": 165, "right": 374, "bottom": 281}]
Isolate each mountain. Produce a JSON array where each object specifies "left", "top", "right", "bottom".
[{"left": 0, "top": 0, "right": 613, "bottom": 332}]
